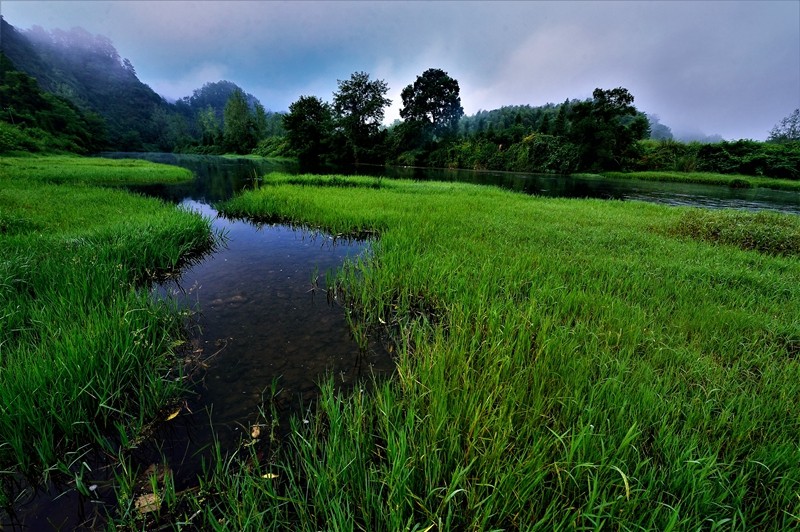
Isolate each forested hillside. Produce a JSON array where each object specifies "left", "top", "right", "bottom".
[{"left": 0, "top": 17, "right": 282, "bottom": 153}]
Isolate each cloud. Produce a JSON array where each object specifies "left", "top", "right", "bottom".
[
  {"left": 145, "top": 63, "right": 229, "bottom": 101},
  {"left": 3, "top": 0, "right": 798, "bottom": 139}
]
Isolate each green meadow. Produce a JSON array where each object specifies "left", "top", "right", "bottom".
[
  {"left": 600, "top": 170, "right": 800, "bottom": 192},
  {"left": 199, "top": 173, "right": 800, "bottom": 530},
  {"left": 0, "top": 155, "right": 193, "bottom": 185},
  {"left": 0, "top": 157, "right": 212, "bottom": 505}
]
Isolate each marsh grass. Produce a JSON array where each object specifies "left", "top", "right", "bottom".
[
  {"left": 670, "top": 208, "right": 800, "bottom": 256},
  {"left": 602, "top": 170, "right": 800, "bottom": 191},
  {"left": 206, "top": 172, "right": 800, "bottom": 530},
  {"left": 0, "top": 157, "right": 212, "bottom": 510},
  {"left": 0, "top": 155, "right": 193, "bottom": 186}
]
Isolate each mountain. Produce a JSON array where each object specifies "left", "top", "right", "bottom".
[
  {"left": 0, "top": 51, "right": 106, "bottom": 154},
  {"left": 1, "top": 17, "right": 175, "bottom": 150}
]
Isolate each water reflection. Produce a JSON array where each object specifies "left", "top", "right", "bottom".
[
  {"left": 145, "top": 201, "right": 393, "bottom": 486},
  {"left": 106, "top": 152, "right": 800, "bottom": 215}
]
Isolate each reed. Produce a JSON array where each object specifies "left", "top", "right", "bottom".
[{"left": 205, "top": 172, "right": 800, "bottom": 530}]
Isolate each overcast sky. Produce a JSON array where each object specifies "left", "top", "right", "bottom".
[{"left": 3, "top": 0, "right": 798, "bottom": 140}]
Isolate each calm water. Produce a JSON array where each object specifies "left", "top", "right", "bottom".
[
  {"left": 105, "top": 152, "right": 800, "bottom": 214},
  {"left": 4, "top": 154, "right": 798, "bottom": 529}
]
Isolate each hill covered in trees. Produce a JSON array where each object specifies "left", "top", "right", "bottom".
[{"left": 0, "top": 17, "right": 281, "bottom": 153}]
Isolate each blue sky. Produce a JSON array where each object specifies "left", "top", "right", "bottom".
[{"left": 2, "top": 0, "right": 798, "bottom": 140}]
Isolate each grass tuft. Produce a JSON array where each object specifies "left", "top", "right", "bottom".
[{"left": 670, "top": 208, "right": 800, "bottom": 256}]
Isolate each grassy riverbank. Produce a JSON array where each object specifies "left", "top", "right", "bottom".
[
  {"left": 0, "top": 157, "right": 212, "bottom": 507},
  {"left": 203, "top": 173, "right": 800, "bottom": 530},
  {"left": 0, "top": 155, "right": 193, "bottom": 185},
  {"left": 600, "top": 170, "right": 800, "bottom": 191}
]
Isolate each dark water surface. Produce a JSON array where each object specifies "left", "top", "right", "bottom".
[{"left": 4, "top": 154, "right": 798, "bottom": 529}]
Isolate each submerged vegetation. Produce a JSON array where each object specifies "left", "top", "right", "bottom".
[
  {"left": 0, "top": 158, "right": 212, "bottom": 508},
  {"left": 195, "top": 173, "right": 800, "bottom": 530}
]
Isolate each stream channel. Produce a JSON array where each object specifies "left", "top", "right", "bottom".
[{"left": 4, "top": 154, "right": 799, "bottom": 529}]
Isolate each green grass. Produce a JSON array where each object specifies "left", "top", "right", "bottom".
[
  {"left": 0, "top": 155, "right": 193, "bottom": 186},
  {"left": 193, "top": 172, "right": 800, "bottom": 530},
  {"left": 601, "top": 170, "right": 800, "bottom": 191},
  {"left": 0, "top": 157, "right": 212, "bottom": 507},
  {"left": 670, "top": 209, "right": 800, "bottom": 256}
]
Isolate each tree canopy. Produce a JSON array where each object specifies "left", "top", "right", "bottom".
[
  {"left": 768, "top": 109, "right": 800, "bottom": 144},
  {"left": 569, "top": 87, "right": 650, "bottom": 171},
  {"left": 283, "top": 95, "right": 333, "bottom": 164},
  {"left": 223, "top": 89, "right": 258, "bottom": 153},
  {"left": 400, "top": 68, "right": 464, "bottom": 139},
  {"left": 332, "top": 71, "right": 391, "bottom": 163}
]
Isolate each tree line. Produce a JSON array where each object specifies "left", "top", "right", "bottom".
[
  {"left": 1, "top": 16, "right": 797, "bottom": 177},
  {"left": 273, "top": 69, "right": 798, "bottom": 178}
]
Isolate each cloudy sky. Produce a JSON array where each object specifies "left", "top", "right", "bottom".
[{"left": 2, "top": 0, "right": 798, "bottom": 140}]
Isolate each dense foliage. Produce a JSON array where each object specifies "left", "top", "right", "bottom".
[
  {"left": 332, "top": 71, "right": 392, "bottom": 164},
  {"left": 0, "top": 53, "right": 105, "bottom": 153},
  {"left": 400, "top": 68, "right": 464, "bottom": 140}
]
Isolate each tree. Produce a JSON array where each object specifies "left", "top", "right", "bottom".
[
  {"left": 647, "top": 114, "right": 673, "bottom": 140},
  {"left": 569, "top": 87, "right": 649, "bottom": 171},
  {"left": 332, "top": 71, "right": 391, "bottom": 163},
  {"left": 283, "top": 95, "right": 333, "bottom": 164},
  {"left": 198, "top": 105, "right": 221, "bottom": 146},
  {"left": 223, "top": 88, "right": 256, "bottom": 153},
  {"left": 252, "top": 101, "right": 269, "bottom": 140},
  {"left": 767, "top": 109, "right": 800, "bottom": 143},
  {"left": 400, "top": 68, "right": 464, "bottom": 140}
]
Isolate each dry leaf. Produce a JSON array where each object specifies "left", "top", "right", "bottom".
[
  {"left": 251, "top": 425, "right": 261, "bottom": 439},
  {"left": 165, "top": 408, "right": 181, "bottom": 421}
]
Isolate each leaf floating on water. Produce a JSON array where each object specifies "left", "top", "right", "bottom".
[
  {"left": 135, "top": 492, "right": 160, "bottom": 514},
  {"left": 262, "top": 473, "right": 279, "bottom": 479},
  {"left": 165, "top": 408, "right": 181, "bottom": 421}
]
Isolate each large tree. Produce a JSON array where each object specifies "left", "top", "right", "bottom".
[
  {"left": 400, "top": 68, "right": 463, "bottom": 139},
  {"left": 283, "top": 95, "right": 333, "bottom": 164},
  {"left": 569, "top": 87, "right": 649, "bottom": 171},
  {"left": 767, "top": 109, "right": 800, "bottom": 143},
  {"left": 332, "top": 71, "right": 391, "bottom": 163}
]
